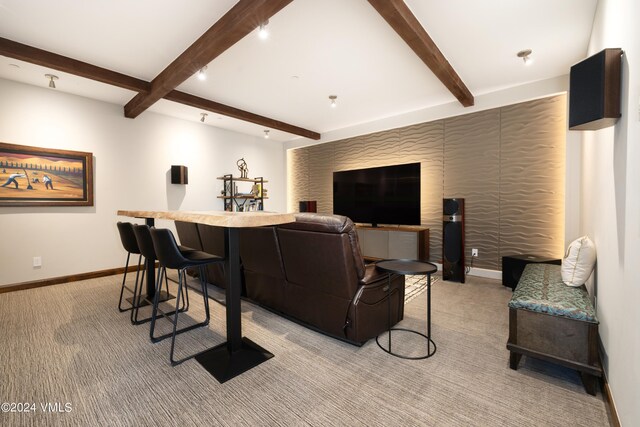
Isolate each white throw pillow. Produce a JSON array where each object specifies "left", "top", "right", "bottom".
[{"left": 561, "top": 236, "right": 597, "bottom": 286}]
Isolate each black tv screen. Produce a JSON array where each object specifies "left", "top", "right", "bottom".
[{"left": 333, "top": 163, "right": 420, "bottom": 226}]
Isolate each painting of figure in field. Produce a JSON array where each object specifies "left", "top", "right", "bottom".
[{"left": 0, "top": 151, "right": 86, "bottom": 200}]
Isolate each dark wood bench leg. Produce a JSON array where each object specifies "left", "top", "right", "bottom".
[
  {"left": 580, "top": 372, "right": 599, "bottom": 396},
  {"left": 509, "top": 351, "right": 522, "bottom": 370}
]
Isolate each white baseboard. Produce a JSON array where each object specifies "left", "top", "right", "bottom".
[
  {"left": 431, "top": 263, "right": 502, "bottom": 281},
  {"left": 468, "top": 267, "right": 502, "bottom": 280}
]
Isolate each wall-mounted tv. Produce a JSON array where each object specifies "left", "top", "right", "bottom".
[{"left": 333, "top": 163, "right": 420, "bottom": 227}]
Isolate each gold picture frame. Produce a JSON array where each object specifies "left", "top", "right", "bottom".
[{"left": 0, "top": 142, "right": 94, "bottom": 207}]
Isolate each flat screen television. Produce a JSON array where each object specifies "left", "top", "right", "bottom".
[{"left": 333, "top": 163, "right": 420, "bottom": 227}]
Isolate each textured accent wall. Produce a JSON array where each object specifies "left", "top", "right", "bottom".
[
  {"left": 444, "top": 109, "right": 501, "bottom": 269},
  {"left": 288, "top": 95, "right": 566, "bottom": 270},
  {"left": 499, "top": 96, "right": 566, "bottom": 261}
]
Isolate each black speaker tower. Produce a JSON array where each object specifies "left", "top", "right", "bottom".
[{"left": 443, "top": 198, "right": 465, "bottom": 283}]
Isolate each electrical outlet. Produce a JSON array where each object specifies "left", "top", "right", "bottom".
[
  {"left": 471, "top": 248, "right": 478, "bottom": 257},
  {"left": 33, "top": 256, "right": 42, "bottom": 267}
]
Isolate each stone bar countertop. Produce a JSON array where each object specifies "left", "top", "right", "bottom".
[{"left": 117, "top": 210, "right": 296, "bottom": 228}]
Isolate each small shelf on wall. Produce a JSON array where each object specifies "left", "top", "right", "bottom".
[{"left": 217, "top": 174, "right": 267, "bottom": 212}]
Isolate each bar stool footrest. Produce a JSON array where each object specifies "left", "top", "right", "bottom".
[
  {"left": 127, "top": 290, "right": 174, "bottom": 308},
  {"left": 151, "top": 319, "right": 210, "bottom": 343}
]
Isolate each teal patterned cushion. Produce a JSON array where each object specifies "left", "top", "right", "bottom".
[{"left": 509, "top": 263, "right": 598, "bottom": 323}]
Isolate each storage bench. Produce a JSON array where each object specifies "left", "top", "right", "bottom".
[{"left": 507, "top": 263, "right": 602, "bottom": 395}]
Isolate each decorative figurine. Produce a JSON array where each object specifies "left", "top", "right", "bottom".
[{"left": 237, "top": 158, "right": 248, "bottom": 178}]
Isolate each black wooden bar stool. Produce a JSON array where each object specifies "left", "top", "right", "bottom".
[
  {"left": 131, "top": 224, "right": 185, "bottom": 325},
  {"left": 116, "top": 222, "right": 145, "bottom": 313},
  {"left": 150, "top": 227, "right": 225, "bottom": 366}
]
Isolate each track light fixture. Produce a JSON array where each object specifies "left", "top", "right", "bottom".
[
  {"left": 197, "top": 66, "right": 207, "bottom": 81},
  {"left": 264, "top": 129, "right": 270, "bottom": 139},
  {"left": 517, "top": 49, "right": 533, "bottom": 65},
  {"left": 45, "top": 74, "right": 58, "bottom": 89},
  {"left": 200, "top": 113, "right": 208, "bottom": 123},
  {"left": 329, "top": 95, "right": 338, "bottom": 108},
  {"left": 258, "top": 20, "right": 269, "bottom": 40}
]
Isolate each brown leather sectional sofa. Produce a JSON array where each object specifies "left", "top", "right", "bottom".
[{"left": 176, "top": 213, "right": 405, "bottom": 345}]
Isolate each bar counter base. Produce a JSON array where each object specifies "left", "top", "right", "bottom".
[{"left": 195, "top": 337, "right": 274, "bottom": 383}]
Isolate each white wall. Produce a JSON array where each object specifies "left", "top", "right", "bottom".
[
  {"left": 0, "top": 79, "right": 286, "bottom": 287},
  {"left": 580, "top": 0, "right": 640, "bottom": 424}
]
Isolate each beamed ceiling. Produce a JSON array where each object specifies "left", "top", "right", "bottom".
[{"left": 0, "top": 0, "right": 598, "bottom": 141}]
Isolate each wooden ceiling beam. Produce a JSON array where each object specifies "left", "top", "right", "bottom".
[
  {"left": 166, "top": 91, "right": 321, "bottom": 140},
  {"left": 367, "top": 0, "right": 474, "bottom": 107},
  {"left": 0, "top": 37, "right": 150, "bottom": 92},
  {"left": 124, "top": 0, "right": 294, "bottom": 119},
  {"left": 0, "top": 37, "right": 319, "bottom": 140}
]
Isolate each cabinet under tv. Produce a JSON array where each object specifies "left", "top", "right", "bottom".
[{"left": 356, "top": 225, "right": 429, "bottom": 262}]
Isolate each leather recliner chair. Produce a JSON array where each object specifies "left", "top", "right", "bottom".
[{"left": 241, "top": 213, "right": 405, "bottom": 345}]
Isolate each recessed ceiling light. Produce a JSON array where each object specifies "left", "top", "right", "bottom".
[
  {"left": 8, "top": 63, "right": 20, "bottom": 69},
  {"left": 329, "top": 95, "right": 338, "bottom": 108},
  {"left": 517, "top": 49, "right": 533, "bottom": 65}
]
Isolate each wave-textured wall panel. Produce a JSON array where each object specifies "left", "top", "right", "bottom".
[
  {"left": 287, "top": 148, "right": 309, "bottom": 213},
  {"left": 444, "top": 110, "right": 501, "bottom": 270},
  {"left": 287, "top": 95, "right": 566, "bottom": 271},
  {"left": 500, "top": 95, "right": 566, "bottom": 259},
  {"left": 398, "top": 121, "right": 444, "bottom": 262},
  {"left": 306, "top": 143, "right": 334, "bottom": 214},
  {"left": 333, "top": 137, "right": 368, "bottom": 172},
  {"left": 333, "top": 130, "right": 400, "bottom": 172}
]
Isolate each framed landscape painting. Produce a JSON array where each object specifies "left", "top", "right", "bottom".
[{"left": 0, "top": 142, "right": 93, "bottom": 207}]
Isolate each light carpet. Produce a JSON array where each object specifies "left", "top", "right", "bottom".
[
  {"left": 0, "top": 273, "right": 610, "bottom": 426},
  {"left": 404, "top": 274, "right": 439, "bottom": 304}
]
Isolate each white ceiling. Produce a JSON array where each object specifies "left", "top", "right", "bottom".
[{"left": 0, "top": 0, "right": 598, "bottom": 142}]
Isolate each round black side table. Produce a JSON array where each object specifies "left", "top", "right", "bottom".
[{"left": 375, "top": 259, "right": 438, "bottom": 359}]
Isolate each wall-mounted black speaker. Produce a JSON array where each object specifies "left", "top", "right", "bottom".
[
  {"left": 171, "top": 165, "right": 188, "bottom": 184},
  {"left": 569, "top": 48, "right": 622, "bottom": 131},
  {"left": 299, "top": 201, "right": 317, "bottom": 213},
  {"left": 443, "top": 198, "right": 465, "bottom": 283}
]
